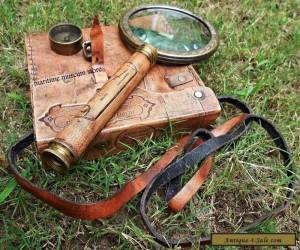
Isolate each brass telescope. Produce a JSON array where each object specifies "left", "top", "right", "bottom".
[{"left": 41, "top": 44, "right": 157, "bottom": 173}]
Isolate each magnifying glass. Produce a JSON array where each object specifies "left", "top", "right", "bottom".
[
  {"left": 41, "top": 5, "right": 219, "bottom": 173},
  {"left": 119, "top": 5, "right": 219, "bottom": 64}
]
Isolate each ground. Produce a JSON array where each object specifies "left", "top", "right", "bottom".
[{"left": 0, "top": 0, "right": 299, "bottom": 249}]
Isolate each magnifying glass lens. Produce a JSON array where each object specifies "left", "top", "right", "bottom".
[{"left": 129, "top": 9, "right": 210, "bottom": 52}]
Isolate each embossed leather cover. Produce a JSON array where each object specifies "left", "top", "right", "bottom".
[{"left": 25, "top": 25, "right": 221, "bottom": 160}]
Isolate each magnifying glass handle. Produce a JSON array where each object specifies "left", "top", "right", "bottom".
[{"left": 41, "top": 44, "right": 157, "bottom": 173}]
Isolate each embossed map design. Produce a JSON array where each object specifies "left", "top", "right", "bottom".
[
  {"left": 39, "top": 104, "right": 91, "bottom": 132},
  {"left": 40, "top": 94, "right": 155, "bottom": 132}
]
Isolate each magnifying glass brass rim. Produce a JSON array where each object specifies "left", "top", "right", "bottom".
[{"left": 119, "top": 4, "right": 219, "bottom": 64}]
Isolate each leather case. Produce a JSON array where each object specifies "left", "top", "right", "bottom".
[{"left": 25, "top": 25, "right": 221, "bottom": 160}]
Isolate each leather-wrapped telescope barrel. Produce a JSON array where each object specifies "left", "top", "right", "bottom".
[{"left": 41, "top": 44, "right": 158, "bottom": 173}]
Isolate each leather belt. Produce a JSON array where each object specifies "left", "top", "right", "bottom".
[{"left": 6, "top": 96, "right": 296, "bottom": 247}]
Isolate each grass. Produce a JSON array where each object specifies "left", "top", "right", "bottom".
[{"left": 0, "top": 0, "right": 299, "bottom": 249}]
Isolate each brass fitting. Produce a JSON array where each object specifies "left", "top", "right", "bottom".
[
  {"left": 137, "top": 44, "right": 158, "bottom": 66},
  {"left": 41, "top": 141, "right": 76, "bottom": 174}
]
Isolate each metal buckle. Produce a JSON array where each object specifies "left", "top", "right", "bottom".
[{"left": 82, "top": 40, "right": 92, "bottom": 61}]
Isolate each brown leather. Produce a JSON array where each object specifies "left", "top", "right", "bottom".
[
  {"left": 11, "top": 135, "right": 190, "bottom": 219},
  {"left": 91, "top": 16, "right": 104, "bottom": 65},
  {"left": 25, "top": 25, "right": 220, "bottom": 160},
  {"left": 54, "top": 50, "right": 153, "bottom": 160},
  {"left": 168, "top": 114, "right": 247, "bottom": 212},
  {"left": 8, "top": 115, "right": 245, "bottom": 220},
  {"left": 168, "top": 155, "right": 213, "bottom": 212}
]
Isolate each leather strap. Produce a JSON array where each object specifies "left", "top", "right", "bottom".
[
  {"left": 6, "top": 115, "right": 240, "bottom": 219},
  {"left": 90, "top": 15, "right": 108, "bottom": 89},
  {"left": 91, "top": 15, "right": 104, "bottom": 65},
  {"left": 7, "top": 133, "right": 190, "bottom": 220},
  {"left": 6, "top": 96, "right": 296, "bottom": 246},
  {"left": 140, "top": 97, "right": 296, "bottom": 247},
  {"left": 165, "top": 95, "right": 252, "bottom": 210}
]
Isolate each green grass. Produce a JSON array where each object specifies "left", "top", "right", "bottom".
[{"left": 0, "top": 0, "right": 299, "bottom": 249}]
